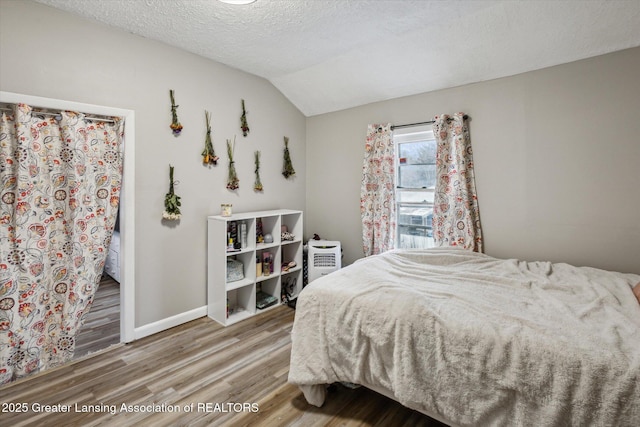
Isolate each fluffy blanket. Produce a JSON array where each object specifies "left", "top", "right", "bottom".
[{"left": 288, "top": 248, "right": 640, "bottom": 426}]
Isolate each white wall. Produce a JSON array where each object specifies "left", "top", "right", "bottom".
[
  {"left": 306, "top": 47, "right": 640, "bottom": 274},
  {"left": 0, "top": 0, "right": 306, "bottom": 327}
]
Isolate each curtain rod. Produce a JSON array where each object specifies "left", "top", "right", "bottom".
[
  {"left": 391, "top": 114, "right": 468, "bottom": 130},
  {"left": 0, "top": 106, "right": 116, "bottom": 123}
]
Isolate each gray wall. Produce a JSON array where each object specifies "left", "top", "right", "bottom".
[
  {"left": 306, "top": 47, "right": 640, "bottom": 274},
  {"left": 0, "top": 0, "right": 306, "bottom": 327},
  {"left": 2, "top": 0, "right": 638, "bottom": 337}
]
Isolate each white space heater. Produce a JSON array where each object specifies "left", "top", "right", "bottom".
[{"left": 308, "top": 240, "right": 341, "bottom": 283}]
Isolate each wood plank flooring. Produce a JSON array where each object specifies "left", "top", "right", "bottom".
[
  {"left": 74, "top": 275, "right": 121, "bottom": 360},
  {"left": 0, "top": 306, "right": 447, "bottom": 427}
]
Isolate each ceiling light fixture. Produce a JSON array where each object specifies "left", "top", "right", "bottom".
[{"left": 218, "top": 0, "right": 256, "bottom": 4}]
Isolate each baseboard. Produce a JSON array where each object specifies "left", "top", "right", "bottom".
[{"left": 133, "top": 305, "right": 207, "bottom": 340}]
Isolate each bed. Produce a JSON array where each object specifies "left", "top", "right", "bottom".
[{"left": 288, "top": 248, "right": 640, "bottom": 426}]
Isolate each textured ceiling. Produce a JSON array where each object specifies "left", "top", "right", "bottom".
[{"left": 34, "top": 0, "right": 640, "bottom": 116}]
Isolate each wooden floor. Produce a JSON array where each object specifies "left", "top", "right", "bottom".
[
  {"left": 0, "top": 305, "right": 446, "bottom": 427},
  {"left": 74, "top": 274, "right": 121, "bottom": 360}
]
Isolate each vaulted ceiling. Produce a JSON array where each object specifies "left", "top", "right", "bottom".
[{"left": 35, "top": 0, "right": 640, "bottom": 116}]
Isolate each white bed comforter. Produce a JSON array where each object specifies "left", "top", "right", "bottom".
[{"left": 288, "top": 248, "right": 640, "bottom": 426}]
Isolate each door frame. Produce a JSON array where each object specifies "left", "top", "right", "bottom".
[{"left": 0, "top": 91, "right": 136, "bottom": 343}]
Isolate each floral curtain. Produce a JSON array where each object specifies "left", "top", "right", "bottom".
[
  {"left": 361, "top": 123, "right": 395, "bottom": 256},
  {"left": 432, "top": 113, "right": 483, "bottom": 252},
  {"left": 0, "top": 103, "right": 124, "bottom": 383}
]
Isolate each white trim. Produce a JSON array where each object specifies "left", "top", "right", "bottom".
[
  {"left": 0, "top": 92, "right": 132, "bottom": 121},
  {"left": 0, "top": 91, "right": 136, "bottom": 344},
  {"left": 134, "top": 306, "right": 207, "bottom": 340},
  {"left": 120, "top": 111, "right": 136, "bottom": 343}
]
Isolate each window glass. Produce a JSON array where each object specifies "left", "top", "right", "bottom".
[
  {"left": 398, "top": 140, "right": 437, "bottom": 165},
  {"left": 398, "top": 164, "right": 436, "bottom": 189}
]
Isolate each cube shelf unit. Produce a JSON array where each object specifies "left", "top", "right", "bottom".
[{"left": 207, "top": 209, "right": 303, "bottom": 326}]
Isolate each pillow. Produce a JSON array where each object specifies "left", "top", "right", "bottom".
[{"left": 634, "top": 283, "right": 640, "bottom": 305}]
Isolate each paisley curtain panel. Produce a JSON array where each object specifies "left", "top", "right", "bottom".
[
  {"left": 360, "top": 123, "right": 395, "bottom": 257},
  {"left": 432, "top": 113, "right": 483, "bottom": 252},
  {"left": 0, "top": 103, "right": 124, "bottom": 383}
]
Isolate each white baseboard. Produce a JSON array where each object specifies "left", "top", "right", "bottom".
[{"left": 133, "top": 306, "right": 207, "bottom": 340}]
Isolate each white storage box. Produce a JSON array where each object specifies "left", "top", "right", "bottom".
[{"left": 308, "top": 240, "right": 341, "bottom": 283}]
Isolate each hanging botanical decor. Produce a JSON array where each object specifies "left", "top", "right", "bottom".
[
  {"left": 169, "top": 89, "right": 183, "bottom": 136},
  {"left": 254, "top": 150, "right": 263, "bottom": 192},
  {"left": 282, "top": 136, "right": 296, "bottom": 178},
  {"left": 163, "top": 164, "right": 182, "bottom": 220},
  {"left": 226, "top": 137, "right": 239, "bottom": 190},
  {"left": 240, "top": 99, "right": 250, "bottom": 137},
  {"left": 201, "top": 110, "right": 219, "bottom": 165}
]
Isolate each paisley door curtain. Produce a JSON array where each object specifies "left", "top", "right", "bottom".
[
  {"left": 0, "top": 103, "right": 124, "bottom": 383},
  {"left": 432, "top": 113, "right": 483, "bottom": 252},
  {"left": 361, "top": 124, "right": 395, "bottom": 256}
]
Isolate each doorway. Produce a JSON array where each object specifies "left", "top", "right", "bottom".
[{"left": 0, "top": 91, "right": 136, "bottom": 355}]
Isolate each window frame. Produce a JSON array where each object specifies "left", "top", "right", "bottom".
[{"left": 393, "top": 124, "right": 436, "bottom": 250}]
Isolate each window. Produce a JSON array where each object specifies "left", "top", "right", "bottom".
[{"left": 393, "top": 125, "right": 436, "bottom": 249}]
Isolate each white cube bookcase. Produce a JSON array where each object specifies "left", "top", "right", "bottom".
[{"left": 207, "top": 209, "right": 303, "bottom": 326}]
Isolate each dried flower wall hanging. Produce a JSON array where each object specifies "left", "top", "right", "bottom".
[
  {"left": 254, "top": 150, "right": 263, "bottom": 192},
  {"left": 169, "top": 90, "right": 183, "bottom": 136},
  {"left": 163, "top": 164, "right": 182, "bottom": 220},
  {"left": 282, "top": 136, "right": 296, "bottom": 178},
  {"left": 240, "top": 99, "right": 250, "bottom": 137},
  {"left": 201, "top": 110, "right": 219, "bottom": 165},
  {"left": 226, "top": 137, "right": 239, "bottom": 190}
]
